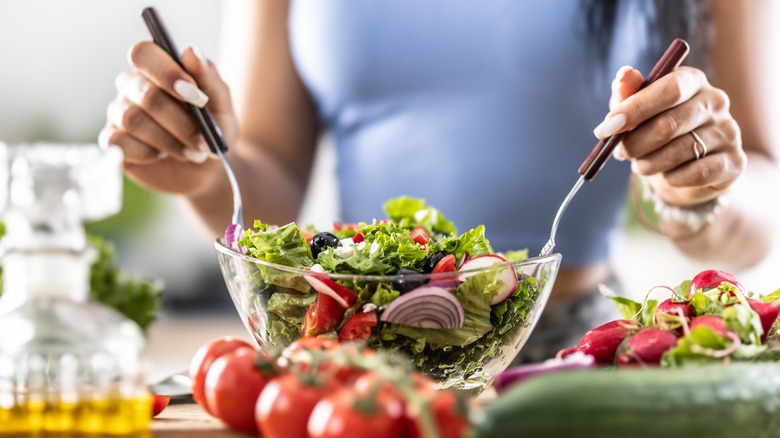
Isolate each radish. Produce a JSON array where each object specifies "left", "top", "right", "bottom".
[
  {"left": 688, "top": 269, "right": 743, "bottom": 298},
  {"left": 556, "top": 319, "right": 642, "bottom": 365},
  {"left": 654, "top": 299, "right": 694, "bottom": 332},
  {"left": 458, "top": 254, "right": 518, "bottom": 305},
  {"left": 689, "top": 315, "right": 728, "bottom": 337},
  {"left": 746, "top": 298, "right": 780, "bottom": 341},
  {"left": 615, "top": 328, "right": 678, "bottom": 367},
  {"left": 303, "top": 274, "right": 358, "bottom": 308}
]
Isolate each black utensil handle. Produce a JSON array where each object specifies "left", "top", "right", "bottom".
[
  {"left": 578, "top": 38, "right": 690, "bottom": 181},
  {"left": 141, "top": 7, "right": 228, "bottom": 154}
]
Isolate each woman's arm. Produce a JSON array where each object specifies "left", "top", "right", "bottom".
[
  {"left": 670, "top": 0, "right": 780, "bottom": 268},
  {"left": 596, "top": 1, "right": 779, "bottom": 270}
]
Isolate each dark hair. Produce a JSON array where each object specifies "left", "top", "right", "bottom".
[{"left": 581, "top": 0, "right": 713, "bottom": 72}]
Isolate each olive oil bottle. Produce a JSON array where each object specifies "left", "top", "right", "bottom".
[{"left": 0, "top": 144, "right": 151, "bottom": 435}]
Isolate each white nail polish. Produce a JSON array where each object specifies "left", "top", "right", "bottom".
[
  {"left": 191, "top": 45, "right": 208, "bottom": 68},
  {"left": 612, "top": 147, "right": 627, "bottom": 162},
  {"left": 593, "top": 114, "right": 626, "bottom": 139},
  {"left": 615, "top": 65, "right": 633, "bottom": 81},
  {"left": 183, "top": 148, "right": 208, "bottom": 163},
  {"left": 173, "top": 79, "right": 209, "bottom": 108},
  {"left": 630, "top": 160, "right": 640, "bottom": 174}
]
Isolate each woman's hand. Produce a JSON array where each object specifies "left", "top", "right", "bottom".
[
  {"left": 595, "top": 65, "right": 747, "bottom": 207},
  {"left": 99, "top": 42, "right": 238, "bottom": 196}
]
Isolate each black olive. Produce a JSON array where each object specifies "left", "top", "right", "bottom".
[
  {"left": 394, "top": 268, "right": 426, "bottom": 293},
  {"left": 310, "top": 232, "right": 340, "bottom": 259},
  {"left": 423, "top": 251, "right": 448, "bottom": 273}
]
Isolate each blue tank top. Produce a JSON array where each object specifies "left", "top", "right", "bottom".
[{"left": 289, "top": 0, "right": 656, "bottom": 265}]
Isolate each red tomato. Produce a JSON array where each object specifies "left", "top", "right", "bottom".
[
  {"left": 301, "top": 229, "right": 316, "bottom": 243},
  {"left": 204, "top": 347, "right": 271, "bottom": 434},
  {"left": 151, "top": 394, "right": 170, "bottom": 418},
  {"left": 409, "top": 226, "right": 431, "bottom": 245},
  {"left": 352, "top": 232, "right": 365, "bottom": 244},
  {"left": 307, "top": 385, "right": 407, "bottom": 438},
  {"left": 432, "top": 254, "right": 457, "bottom": 275},
  {"left": 339, "top": 311, "right": 378, "bottom": 342},
  {"left": 408, "top": 389, "right": 471, "bottom": 438},
  {"left": 256, "top": 373, "right": 338, "bottom": 438},
  {"left": 303, "top": 293, "right": 347, "bottom": 337},
  {"left": 189, "top": 337, "right": 254, "bottom": 414}
]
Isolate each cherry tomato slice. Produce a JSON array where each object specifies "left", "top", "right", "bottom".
[
  {"left": 151, "top": 394, "right": 171, "bottom": 418},
  {"left": 303, "top": 293, "right": 347, "bottom": 337},
  {"left": 409, "top": 226, "right": 431, "bottom": 245},
  {"left": 431, "top": 254, "right": 457, "bottom": 274},
  {"left": 339, "top": 311, "right": 378, "bottom": 343}
]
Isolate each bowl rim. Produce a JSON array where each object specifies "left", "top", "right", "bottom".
[{"left": 214, "top": 238, "right": 562, "bottom": 281}]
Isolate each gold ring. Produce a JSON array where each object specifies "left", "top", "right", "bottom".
[{"left": 691, "top": 130, "right": 708, "bottom": 160}]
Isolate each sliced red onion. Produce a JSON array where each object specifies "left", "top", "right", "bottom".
[
  {"left": 304, "top": 274, "right": 357, "bottom": 308},
  {"left": 493, "top": 352, "right": 596, "bottom": 393},
  {"left": 380, "top": 286, "right": 464, "bottom": 329},
  {"left": 225, "top": 223, "right": 244, "bottom": 253}
]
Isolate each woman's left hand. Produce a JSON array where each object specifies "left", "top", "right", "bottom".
[{"left": 594, "top": 65, "right": 747, "bottom": 207}]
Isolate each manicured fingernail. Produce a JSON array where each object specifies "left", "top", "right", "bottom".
[
  {"left": 190, "top": 45, "right": 208, "bottom": 68},
  {"left": 183, "top": 148, "right": 208, "bottom": 163},
  {"left": 615, "top": 65, "right": 633, "bottom": 82},
  {"left": 630, "top": 160, "right": 640, "bottom": 174},
  {"left": 612, "top": 146, "right": 627, "bottom": 161},
  {"left": 593, "top": 113, "right": 626, "bottom": 139},
  {"left": 173, "top": 79, "right": 209, "bottom": 108}
]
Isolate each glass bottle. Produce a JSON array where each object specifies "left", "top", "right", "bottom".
[{"left": 0, "top": 143, "right": 151, "bottom": 435}]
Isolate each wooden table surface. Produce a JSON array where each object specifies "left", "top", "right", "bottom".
[{"left": 153, "top": 404, "right": 243, "bottom": 437}]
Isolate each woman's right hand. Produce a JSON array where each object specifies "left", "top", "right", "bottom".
[{"left": 100, "top": 42, "right": 238, "bottom": 196}]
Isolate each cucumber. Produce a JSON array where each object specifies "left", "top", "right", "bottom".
[{"left": 471, "top": 364, "right": 780, "bottom": 438}]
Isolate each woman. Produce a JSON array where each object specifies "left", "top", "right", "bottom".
[{"left": 101, "top": 0, "right": 779, "bottom": 362}]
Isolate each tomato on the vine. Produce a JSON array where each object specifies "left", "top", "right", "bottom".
[
  {"left": 307, "top": 383, "right": 407, "bottom": 438},
  {"left": 188, "top": 337, "right": 254, "bottom": 414},
  {"left": 204, "top": 347, "right": 272, "bottom": 434},
  {"left": 256, "top": 373, "right": 338, "bottom": 438},
  {"left": 408, "top": 389, "right": 472, "bottom": 438}
]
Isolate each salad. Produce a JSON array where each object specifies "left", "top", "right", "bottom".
[{"left": 230, "top": 196, "right": 546, "bottom": 382}]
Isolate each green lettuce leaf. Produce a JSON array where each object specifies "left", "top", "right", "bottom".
[
  {"left": 382, "top": 196, "right": 456, "bottom": 235},
  {"left": 266, "top": 291, "right": 315, "bottom": 346},
  {"left": 240, "top": 221, "right": 314, "bottom": 291},
  {"left": 438, "top": 225, "right": 493, "bottom": 260}
]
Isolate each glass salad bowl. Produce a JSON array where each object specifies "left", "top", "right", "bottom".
[{"left": 214, "top": 238, "right": 561, "bottom": 393}]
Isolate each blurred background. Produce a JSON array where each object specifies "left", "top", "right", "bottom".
[{"left": 0, "top": 0, "right": 777, "bottom": 324}]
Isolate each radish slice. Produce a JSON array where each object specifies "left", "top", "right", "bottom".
[
  {"left": 304, "top": 274, "right": 357, "bottom": 308},
  {"left": 380, "top": 286, "right": 465, "bottom": 329},
  {"left": 225, "top": 223, "right": 243, "bottom": 253},
  {"left": 458, "top": 254, "right": 518, "bottom": 305}
]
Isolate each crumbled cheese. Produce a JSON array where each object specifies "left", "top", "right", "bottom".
[
  {"left": 310, "top": 264, "right": 325, "bottom": 273},
  {"left": 369, "top": 242, "right": 380, "bottom": 256},
  {"left": 362, "top": 303, "right": 377, "bottom": 313},
  {"left": 356, "top": 241, "right": 367, "bottom": 251},
  {"left": 334, "top": 245, "right": 354, "bottom": 258},
  {"left": 339, "top": 237, "right": 354, "bottom": 247}
]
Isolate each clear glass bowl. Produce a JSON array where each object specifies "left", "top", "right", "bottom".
[{"left": 214, "top": 239, "right": 561, "bottom": 392}]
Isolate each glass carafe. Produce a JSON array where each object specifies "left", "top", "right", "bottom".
[{"left": 0, "top": 143, "right": 150, "bottom": 435}]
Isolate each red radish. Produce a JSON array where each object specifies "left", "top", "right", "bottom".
[
  {"left": 746, "top": 298, "right": 780, "bottom": 341},
  {"left": 688, "top": 269, "right": 743, "bottom": 298},
  {"left": 458, "top": 254, "right": 518, "bottom": 305},
  {"left": 689, "top": 315, "right": 729, "bottom": 337},
  {"left": 654, "top": 299, "right": 694, "bottom": 332},
  {"left": 380, "top": 286, "right": 465, "bottom": 329},
  {"left": 304, "top": 274, "right": 357, "bottom": 308},
  {"left": 615, "top": 328, "right": 678, "bottom": 367},
  {"left": 556, "top": 319, "right": 642, "bottom": 365}
]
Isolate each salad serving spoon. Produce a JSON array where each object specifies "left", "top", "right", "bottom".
[
  {"left": 141, "top": 7, "right": 244, "bottom": 234},
  {"left": 539, "top": 38, "right": 690, "bottom": 256}
]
